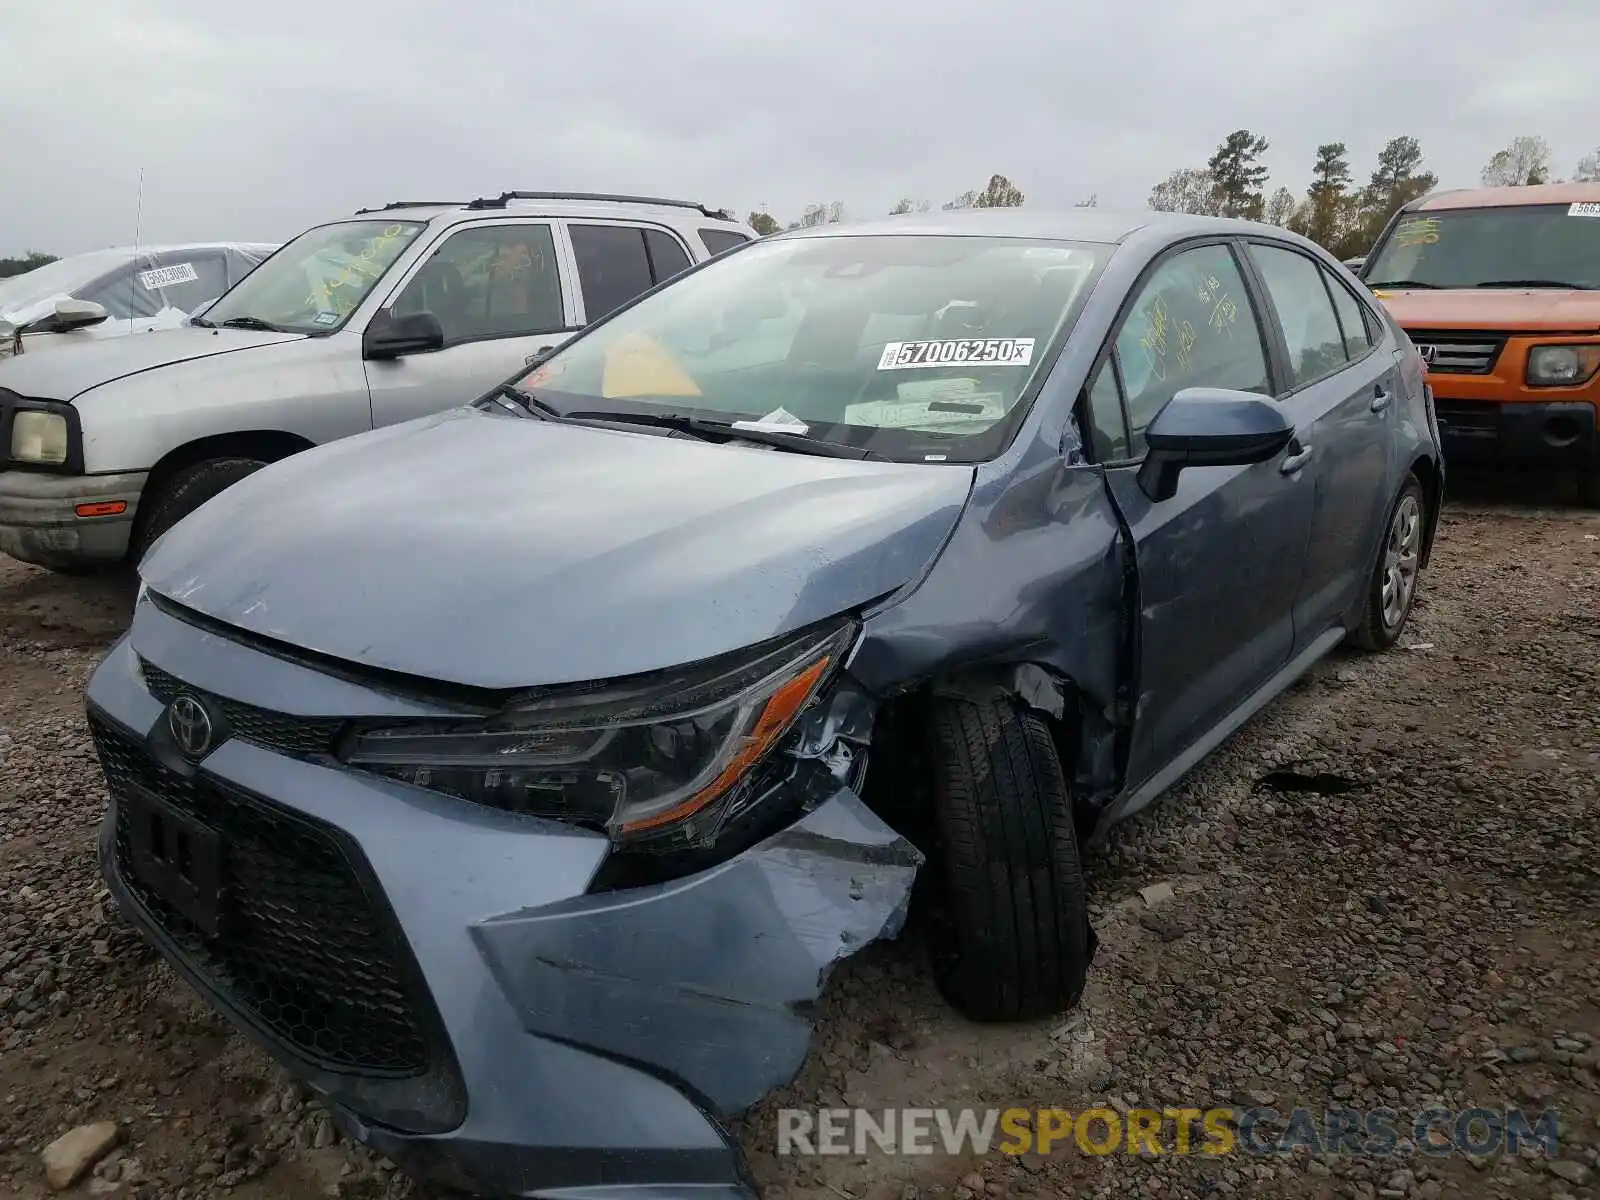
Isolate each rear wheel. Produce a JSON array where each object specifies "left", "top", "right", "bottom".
[
  {"left": 1350, "top": 475, "right": 1426, "bottom": 652},
  {"left": 132, "top": 458, "right": 268, "bottom": 562},
  {"left": 924, "top": 691, "right": 1092, "bottom": 1022}
]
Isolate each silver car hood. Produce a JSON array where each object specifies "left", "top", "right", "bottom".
[
  {"left": 140, "top": 407, "right": 975, "bottom": 689},
  {"left": 0, "top": 324, "right": 303, "bottom": 400}
]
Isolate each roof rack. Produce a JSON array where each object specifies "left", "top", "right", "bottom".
[
  {"left": 353, "top": 201, "right": 473, "bottom": 214},
  {"left": 463, "top": 191, "right": 735, "bottom": 220}
]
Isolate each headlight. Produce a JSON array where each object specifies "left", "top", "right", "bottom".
[
  {"left": 344, "top": 620, "right": 857, "bottom": 847},
  {"left": 10, "top": 411, "right": 70, "bottom": 464},
  {"left": 1526, "top": 345, "right": 1600, "bottom": 388}
]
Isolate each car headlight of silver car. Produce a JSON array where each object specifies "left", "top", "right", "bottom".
[
  {"left": 343, "top": 620, "right": 857, "bottom": 847},
  {"left": 1526, "top": 344, "right": 1600, "bottom": 388},
  {"left": 9, "top": 410, "right": 71, "bottom": 464}
]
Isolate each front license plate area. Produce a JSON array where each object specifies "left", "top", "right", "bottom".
[{"left": 123, "top": 784, "right": 227, "bottom": 938}]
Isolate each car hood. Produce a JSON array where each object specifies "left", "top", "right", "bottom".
[
  {"left": 140, "top": 408, "right": 975, "bottom": 689},
  {"left": 1372, "top": 287, "right": 1600, "bottom": 333},
  {"left": 0, "top": 324, "right": 304, "bottom": 400}
]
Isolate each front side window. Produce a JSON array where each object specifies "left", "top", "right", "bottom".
[
  {"left": 390, "top": 224, "right": 564, "bottom": 344},
  {"left": 1364, "top": 204, "right": 1600, "bottom": 290},
  {"left": 1247, "top": 243, "right": 1349, "bottom": 389},
  {"left": 1113, "top": 243, "right": 1271, "bottom": 453},
  {"left": 1083, "top": 362, "right": 1131, "bottom": 461},
  {"left": 519, "top": 234, "right": 1111, "bottom": 464},
  {"left": 203, "top": 220, "right": 427, "bottom": 333}
]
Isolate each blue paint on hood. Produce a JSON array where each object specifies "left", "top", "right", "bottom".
[{"left": 139, "top": 407, "right": 975, "bottom": 688}]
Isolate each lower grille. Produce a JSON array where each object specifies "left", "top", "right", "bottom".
[
  {"left": 90, "top": 710, "right": 435, "bottom": 1077},
  {"left": 1405, "top": 331, "right": 1506, "bottom": 375}
]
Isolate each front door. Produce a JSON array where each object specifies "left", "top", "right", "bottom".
[
  {"left": 1242, "top": 240, "right": 1397, "bottom": 644},
  {"left": 364, "top": 220, "right": 579, "bottom": 428},
  {"left": 1086, "top": 240, "right": 1318, "bottom": 788}
]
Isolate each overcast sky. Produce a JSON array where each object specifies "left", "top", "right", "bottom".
[{"left": 5, "top": 0, "right": 1598, "bottom": 256}]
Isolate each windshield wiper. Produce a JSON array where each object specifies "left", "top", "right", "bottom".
[
  {"left": 1364, "top": 279, "right": 1440, "bottom": 289},
  {"left": 190, "top": 315, "right": 214, "bottom": 328},
  {"left": 485, "top": 383, "right": 564, "bottom": 421},
  {"left": 1474, "top": 279, "right": 1595, "bottom": 290},
  {"left": 217, "top": 316, "right": 285, "bottom": 332},
  {"left": 563, "top": 409, "right": 882, "bottom": 459}
]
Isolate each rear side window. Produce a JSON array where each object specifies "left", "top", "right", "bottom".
[
  {"left": 570, "top": 225, "right": 658, "bottom": 321},
  {"left": 1247, "top": 243, "right": 1349, "bottom": 389},
  {"left": 700, "top": 228, "right": 751, "bottom": 257},
  {"left": 644, "top": 230, "right": 691, "bottom": 283},
  {"left": 1323, "top": 269, "right": 1375, "bottom": 358}
]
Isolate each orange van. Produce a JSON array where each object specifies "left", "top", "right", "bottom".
[{"left": 1359, "top": 182, "right": 1600, "bottom": 502}]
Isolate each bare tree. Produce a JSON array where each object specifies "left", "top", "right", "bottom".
[
  {"left": 974, "top": 174, "right": 1025, "bottom": 208},
  {"left": 1481, "top": 136, "right": 1553, "bottom": 187},
  {"left": 942, "top": 190, "right": 978, "bottom": 211},
  {"left": 1575, "top": 147, "right": 1600, "bottom": 183},
  {"left": 1148, "top": 167, "right": 1224, "bottom": 215},
  {"left": 790, "top": 201, "right": 846, "bottom": 229},
  {"left": 1265, "top": 187, "right": 1295, "bottom": 226},
  {"left": 889, "top": 197, "right": 933, "bottom": 215}
]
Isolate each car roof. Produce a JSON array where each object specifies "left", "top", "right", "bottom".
[
  {"left": 770, "top": 207, "right": 1302, "bottom": 245},
  {"left": 1410, "top": 182, "right": 1600, "bottom": 211},
  {"left": 349, "top": 191, "right": 750, "bottom": 228}
]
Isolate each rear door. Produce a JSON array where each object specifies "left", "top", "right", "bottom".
[
  {"left": 563, "top": 222, "right": 695, "bottom": 325},
  {"left": 1087, "top": 240, "right": 1318, "bottom": 785},
  {"left": 364, "top": 219, "right": 579, "bottom": 428},
  {"left": 1240, "top": 239, "right": 1396, "bottom": 647}
]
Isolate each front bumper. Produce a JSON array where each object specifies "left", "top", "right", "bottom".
[
  {"left": 0, "top": 469, "right": 146, "bottom": 568},
  {"left": 1431, "top": 397, "right": 1598, "bottom": 468},
  {"left": 87, "top": 596, "right": 920, "bottom": 1198}
]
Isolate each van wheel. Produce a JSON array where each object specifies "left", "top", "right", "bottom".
[
  {"left": 1349, "top": 475, "right": 1426, "bottom": 652},
  {"left": 132, "top": 458, "right": 268, "bottom": 562},
  {"left": 924, "top": 691, "right": 1092, "bottom": 1022}
]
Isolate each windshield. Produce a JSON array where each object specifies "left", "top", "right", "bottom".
[
  {"left": 516, "top": 233, "right": 1110, "bottom": 463},
  {"left": 0, "top": 252, "right": 129, "bottom": 316},
  {"left": 1365, "top": 203, "right": 1600, "bottom": 289},
  {"left": 202, "top": 220, "right": 427, "bottom": 333}
]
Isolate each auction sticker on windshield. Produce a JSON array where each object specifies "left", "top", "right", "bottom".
[
  {"left": 1569, "top": 202, "right": 1600, "bottom": 217},
  {"left": 138, "top": 263, "right": 199, "bottom": 291},
  {"left": 877, "top": 338, "right": 1035, "bottom": 370}
]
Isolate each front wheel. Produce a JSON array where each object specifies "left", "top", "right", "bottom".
[
  {"left": 924, "top": 691, "right": 1092, "bottom": 1022},
  {"left": 131, "top": 457, "right": 268, "bottom": 563},
  {"left": 1350, "top": 475, "right": 1426, "bottom": 652}
]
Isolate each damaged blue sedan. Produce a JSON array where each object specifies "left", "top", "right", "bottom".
[{"left": 86, "top": 208, "right": 1442, "bottom": 1198}]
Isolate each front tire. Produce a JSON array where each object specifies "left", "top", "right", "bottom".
[
  {"left": 132, "top": 457, "right": 268, "bottom": 563},
  {"left": 1350, "top": 475, "right": 1426, "bottom": 652},
  {"left": 925, "top": 691, "right": 1092, "bottom": 1022}
]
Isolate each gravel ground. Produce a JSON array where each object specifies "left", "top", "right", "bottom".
[{"left": 0, "top": 470, "right": 1596, "bottom": 1200}]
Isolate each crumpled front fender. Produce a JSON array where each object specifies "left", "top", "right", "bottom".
[{"left": 471, "top": 788, "right": 922, "bottom": 1116}]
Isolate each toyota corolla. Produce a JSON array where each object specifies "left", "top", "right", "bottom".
[{"left": 87, "top": 208, "right": 1441, "bottom": 1198}]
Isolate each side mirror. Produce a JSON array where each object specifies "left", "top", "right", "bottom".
[
  {"left": 1136, "top": 387, "right": 1295, "bottom": 503},
  {"left": 363, "top": 310, "right": 445, "bottom": 360},
  {"left": 27, "top": 298, "right": 109, "bottom": 334}
]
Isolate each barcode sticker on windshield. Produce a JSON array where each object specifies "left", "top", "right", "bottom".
[
  {"left": 1568, "top": 202, "right": 1600, "bottom": 217},
  {"left": 877, "top": 338, "right": 1035, "bottom": 370},
  {"left": 137, "top": 263, "right": 200, "bottom": 291}
]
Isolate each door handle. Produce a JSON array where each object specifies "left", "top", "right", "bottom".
[
  {"left": 1371, "top": 385, "right": 1392, "bottom": 413},
  {"left": 1280, "top": 441, "right": 1314, "bottom": 475}
]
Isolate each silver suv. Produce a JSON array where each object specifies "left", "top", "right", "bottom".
[{"left": 0, "top": 192, "right": 757, "bottom": 572}]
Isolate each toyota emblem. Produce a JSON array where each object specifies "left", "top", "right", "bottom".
[{"left": 167, "top": 694, "right": 215, "bottom": 759}]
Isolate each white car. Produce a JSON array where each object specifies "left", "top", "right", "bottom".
[{"left": 0, "top": 243, "right": 277, "bottom": 359}]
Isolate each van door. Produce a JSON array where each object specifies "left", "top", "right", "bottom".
[{"left": 363, "top": 220, "right": 581, "bottom": 428}]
